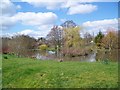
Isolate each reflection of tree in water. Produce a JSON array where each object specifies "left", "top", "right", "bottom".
[{"left": 96, "top": 50, "right": 118, "bottom": 62}]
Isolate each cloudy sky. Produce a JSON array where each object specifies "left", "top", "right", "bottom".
[{"left": 1, "top": 0, "right": 119, "bottom": 39}]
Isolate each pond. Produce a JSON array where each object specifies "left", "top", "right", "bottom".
[
  {"left": 34, "top": 52, "right": 96, "bottom": 62},
  {"left": 28, "top": 49, "right": 118, "bottom": 62}
]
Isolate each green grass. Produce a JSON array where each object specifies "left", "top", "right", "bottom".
[
  {"left": 0, "top": 54, "right": 2, "bottom": 89},
  {"left": 2, "top": 54, "right": 118, "bottom": 88}
]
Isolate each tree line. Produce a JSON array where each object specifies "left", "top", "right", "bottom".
[{"left": 1, "top": 20, "right": 119, "bottom": 57}]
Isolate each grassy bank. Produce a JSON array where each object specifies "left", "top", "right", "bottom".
[{"left": 2, "top": 54, "right": 118, "bottom": 88}]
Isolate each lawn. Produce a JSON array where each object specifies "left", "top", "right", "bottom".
[
  {"left": 2, "top": 54, "right": 118, "bottom": 88},
  {"left": 0, "top": 54, "right": 2, "bottom": 89}
]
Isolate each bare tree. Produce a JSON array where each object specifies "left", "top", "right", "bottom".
[
  {"left": 102, "top": 29, "right": 118, "bottom": 50},
  {"left": 9, "top": 35, "right": 37, "bottom": 57},
  {"left": 46, "top": 25, "right": 63, "bottom": 56},
  {"left": 1, "top": 37, "right": 11, "bottom": 54},
  {"left": 84, "top": 32, "right": 93, "bottom": 46}
]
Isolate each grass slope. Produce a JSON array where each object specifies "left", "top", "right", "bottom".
[{"left": 2, "top": 54, "right": 118, "bottom": 88}]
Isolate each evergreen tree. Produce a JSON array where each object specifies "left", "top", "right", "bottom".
[{"left": 94, "top": 31, "right": 104, "bottom": 47}]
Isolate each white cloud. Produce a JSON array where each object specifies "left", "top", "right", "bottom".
[
  {"left": 1, "top": 0, "right": 21, "bottom": 16},
  {"left": 21, "top": 0, "right": 64, "bottom": 10},
  {"left": 20, "top": 0, "right": 118, "bottom": 3},
  {"left": 2, "top": 0, "right": 118, "bottom": 39},
  {"left": 19, "top": 29, "right": 33, "bottom": 35},
  {"left": 19, "top": 0, "right": 119, "bottom": 13},
  {"left": 60, "top": 19, "right": 67, "bottom": 23},
  {"left": 16, "top": 5, "right": 22, "bottom": 9},
  {"left": 20, "top": 0, "right": 118, "bottom": 16},
  {"left": 1, "top": 12, "right": 57, "bottom": 30},
  {"left": 19, "top": 29, "right": 44, "bottom": 39},
  {"left": 0, "top": 16, "right": 17, "bottom": 30},
  {"left": 2, "top": 18, "right": 118, "bottom": 38},
  {"left": 83, "top": 18, "right": 118, "bottom": 28},
  {"left": 1, "top": 0, "right": 16, "bottom": 16},
  {"left": 67, "top": 4, "right": 97, "bottom": 15},
  {"left": 1, "top": 11, "right": 56, "bottom": 38},
  {"left": 0, "top": 0, "right": 22, "bottom": 30},
  {"left": 21, "top": 0, "right": 98, "bottom": 15},
  {"left": 82, "top": 18, "right": 118, "bottom": 36},
  {"left": 13, "top": 12, "right": 57, "bottom": 26},
  {"left": 1, "top": 0, "right": 57, "bottom": 38},
  {"left": 4, "top": 28, "right": 52, "bottom": 39},
  {"left": 61, "top": 1, "right": 79, "bottom": 8}
]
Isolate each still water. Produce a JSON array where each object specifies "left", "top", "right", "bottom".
[
  {"left": 35, "top": 52, "right": 96, "bottom": 62},
  {"left": 30, "top": 49, "right": 118, "bottom": 62}
]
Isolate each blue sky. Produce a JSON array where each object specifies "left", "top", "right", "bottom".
[
  {"left": 1, "top": 0, "right": 119, "bottom": 39},
  {"left": 14, "top": 2, "right": 118, "bottom": 24}
]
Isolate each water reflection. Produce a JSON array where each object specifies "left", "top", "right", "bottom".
[
  {"left": 35, "top": 53, "right": 54, "bottom": 60},
  {"left": 34, "top": 51, "right": 96, "bottom": 62},
  {"left": 96, "top": 50, "right": 118, "bottom": 62},
  {"left": 62, "top": 53, "right": 96, "bottom": 62},
  {"left": 28, "top": 49, "right": 118, "bottom": 62}
]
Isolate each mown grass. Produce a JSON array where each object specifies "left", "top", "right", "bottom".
[
  {"left": 2, "top": 54, "right": 118, "bottom": 88},
  {"left": 0, "top": 54, "right": 2, "bottom": 89}
]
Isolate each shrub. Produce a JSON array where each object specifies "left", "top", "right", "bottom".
[
  {"left": 3, "top": 56, "right": 8, "bottom": 59},
  {"left": 39, "top": 44, "right": 48, "bottom": 51}
]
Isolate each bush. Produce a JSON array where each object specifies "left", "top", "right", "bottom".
[
  {"left": 39, "top": 44, "right": 48, "bottom": 51},
  {"left": 103, "top": 59, "right": 109, "bottom": 64},
  {"left": 3, "top": 56, "right": 8, "bottom": 59}
]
